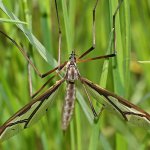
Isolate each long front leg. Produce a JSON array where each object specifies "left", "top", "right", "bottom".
[
  {"left": 55, "top": 0, "right": 62, "bottom": 68},
  {"left": 31, "top": 63, "right": 67, "bottom": 99},
  {"left": 0, "top": 31, "right": 67, "bottom": 78},
  {"left": 77, "top": 0, "right": 124, "bottom": 62},
  {"left": 78, "top": 0, "right": 99, "bottom": 59}
]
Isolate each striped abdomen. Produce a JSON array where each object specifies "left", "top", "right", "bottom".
[{"left": 62, "top": 82, "right": 75, "bottom": 130}]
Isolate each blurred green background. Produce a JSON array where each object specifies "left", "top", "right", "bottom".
[{"left": 0, "top": 0, "right": 150, "bottom": 149}]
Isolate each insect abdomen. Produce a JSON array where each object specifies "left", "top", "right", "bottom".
[{"left": 62, "top": 82, "right": 75, "bottom": 130}]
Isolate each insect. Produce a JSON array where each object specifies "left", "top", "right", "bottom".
[{"left": 0, "top": 0, "right": 150, "bottom": 142}]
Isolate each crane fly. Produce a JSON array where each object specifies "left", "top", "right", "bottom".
[{"left": 0, "top": 0, "right": 150, "bottom": 142}]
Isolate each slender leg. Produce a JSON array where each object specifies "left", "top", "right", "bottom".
[
  {"left": 77, "top": 53, "right": 116, "bottom": 63},
  {"left": 0, "top": 30, "right": 67, "bottom": 78},
  {"left": 78, "top": 0, "right": 124, "bottom": 61},
  {"left": 82, "top": 82, "right": 103, "bottom": 118},
  {"left": 26, "top": 47, "right": 53, "bottom": 98},
  {"left": 26, "top": 55, "right": 65, "bottom": 99},
  {"left": 31, "top": 75, "right": 55, "bottom": 98},
  {"left": 27, "top": 53, "right": 33, "bottom": 97},
  {"left": 55, "top": 0, "right": 62, "bottom": 68},
  {"left": 93, "top": 106, "right": 104, "bottom": 123},
  {"left": 31, "top": 65, "right": 65, "bottom": 98},
  {"left": 0, "top": 1, "right": 64, "bottom": 78},
  {"left": 78, "top": 0, "right": 99, "bottom": 59}
]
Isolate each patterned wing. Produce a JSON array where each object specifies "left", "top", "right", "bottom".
[
  {"left": 0, "top": 79, "right": 64, "bottom": 142},
  {"left": 80, "top": 77, "right": 150, "bottom": 129}
]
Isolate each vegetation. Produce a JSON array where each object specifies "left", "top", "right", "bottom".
[{"left": 0, "top": 0, "right": 150, "bottom": 149}]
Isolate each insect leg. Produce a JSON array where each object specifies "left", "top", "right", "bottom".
[
  {"left": 77, "top": 53, "right": 116, "bottom": 63},
  {"left": 32, "top": 64, "right": 66, "bottom": 98},
  {"left": 78, "top": 0, "right": 99, "bottom": 59},
  {"left": 55, "top": 0, "right": 62, "bottom": 68},
  {"left": 82, "top": 82, "right": 99, "bottom": 118},
  {"left": 0, "top": 30, "right": 67, "bottom": 78},
  {"left": 77, "top": 0, "right": 124, "bottom": 63},
  {"left": 27, "top": 52, "right": 33, "bottom": 97}
]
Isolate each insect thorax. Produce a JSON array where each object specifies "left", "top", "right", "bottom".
[{"left": 65, "top": 61, "right": 79, "bottom": 82}]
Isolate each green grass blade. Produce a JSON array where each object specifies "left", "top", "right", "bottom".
[
  {"left": 0, "top": 18, "right": 27, "bottom": 24},
  {"left": 0, "top": 1, "right": 56, "bottom": 67}
]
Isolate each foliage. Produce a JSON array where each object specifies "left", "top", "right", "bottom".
[{"left": 0, "top": 0, "right": 150, "bottom": 149}]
